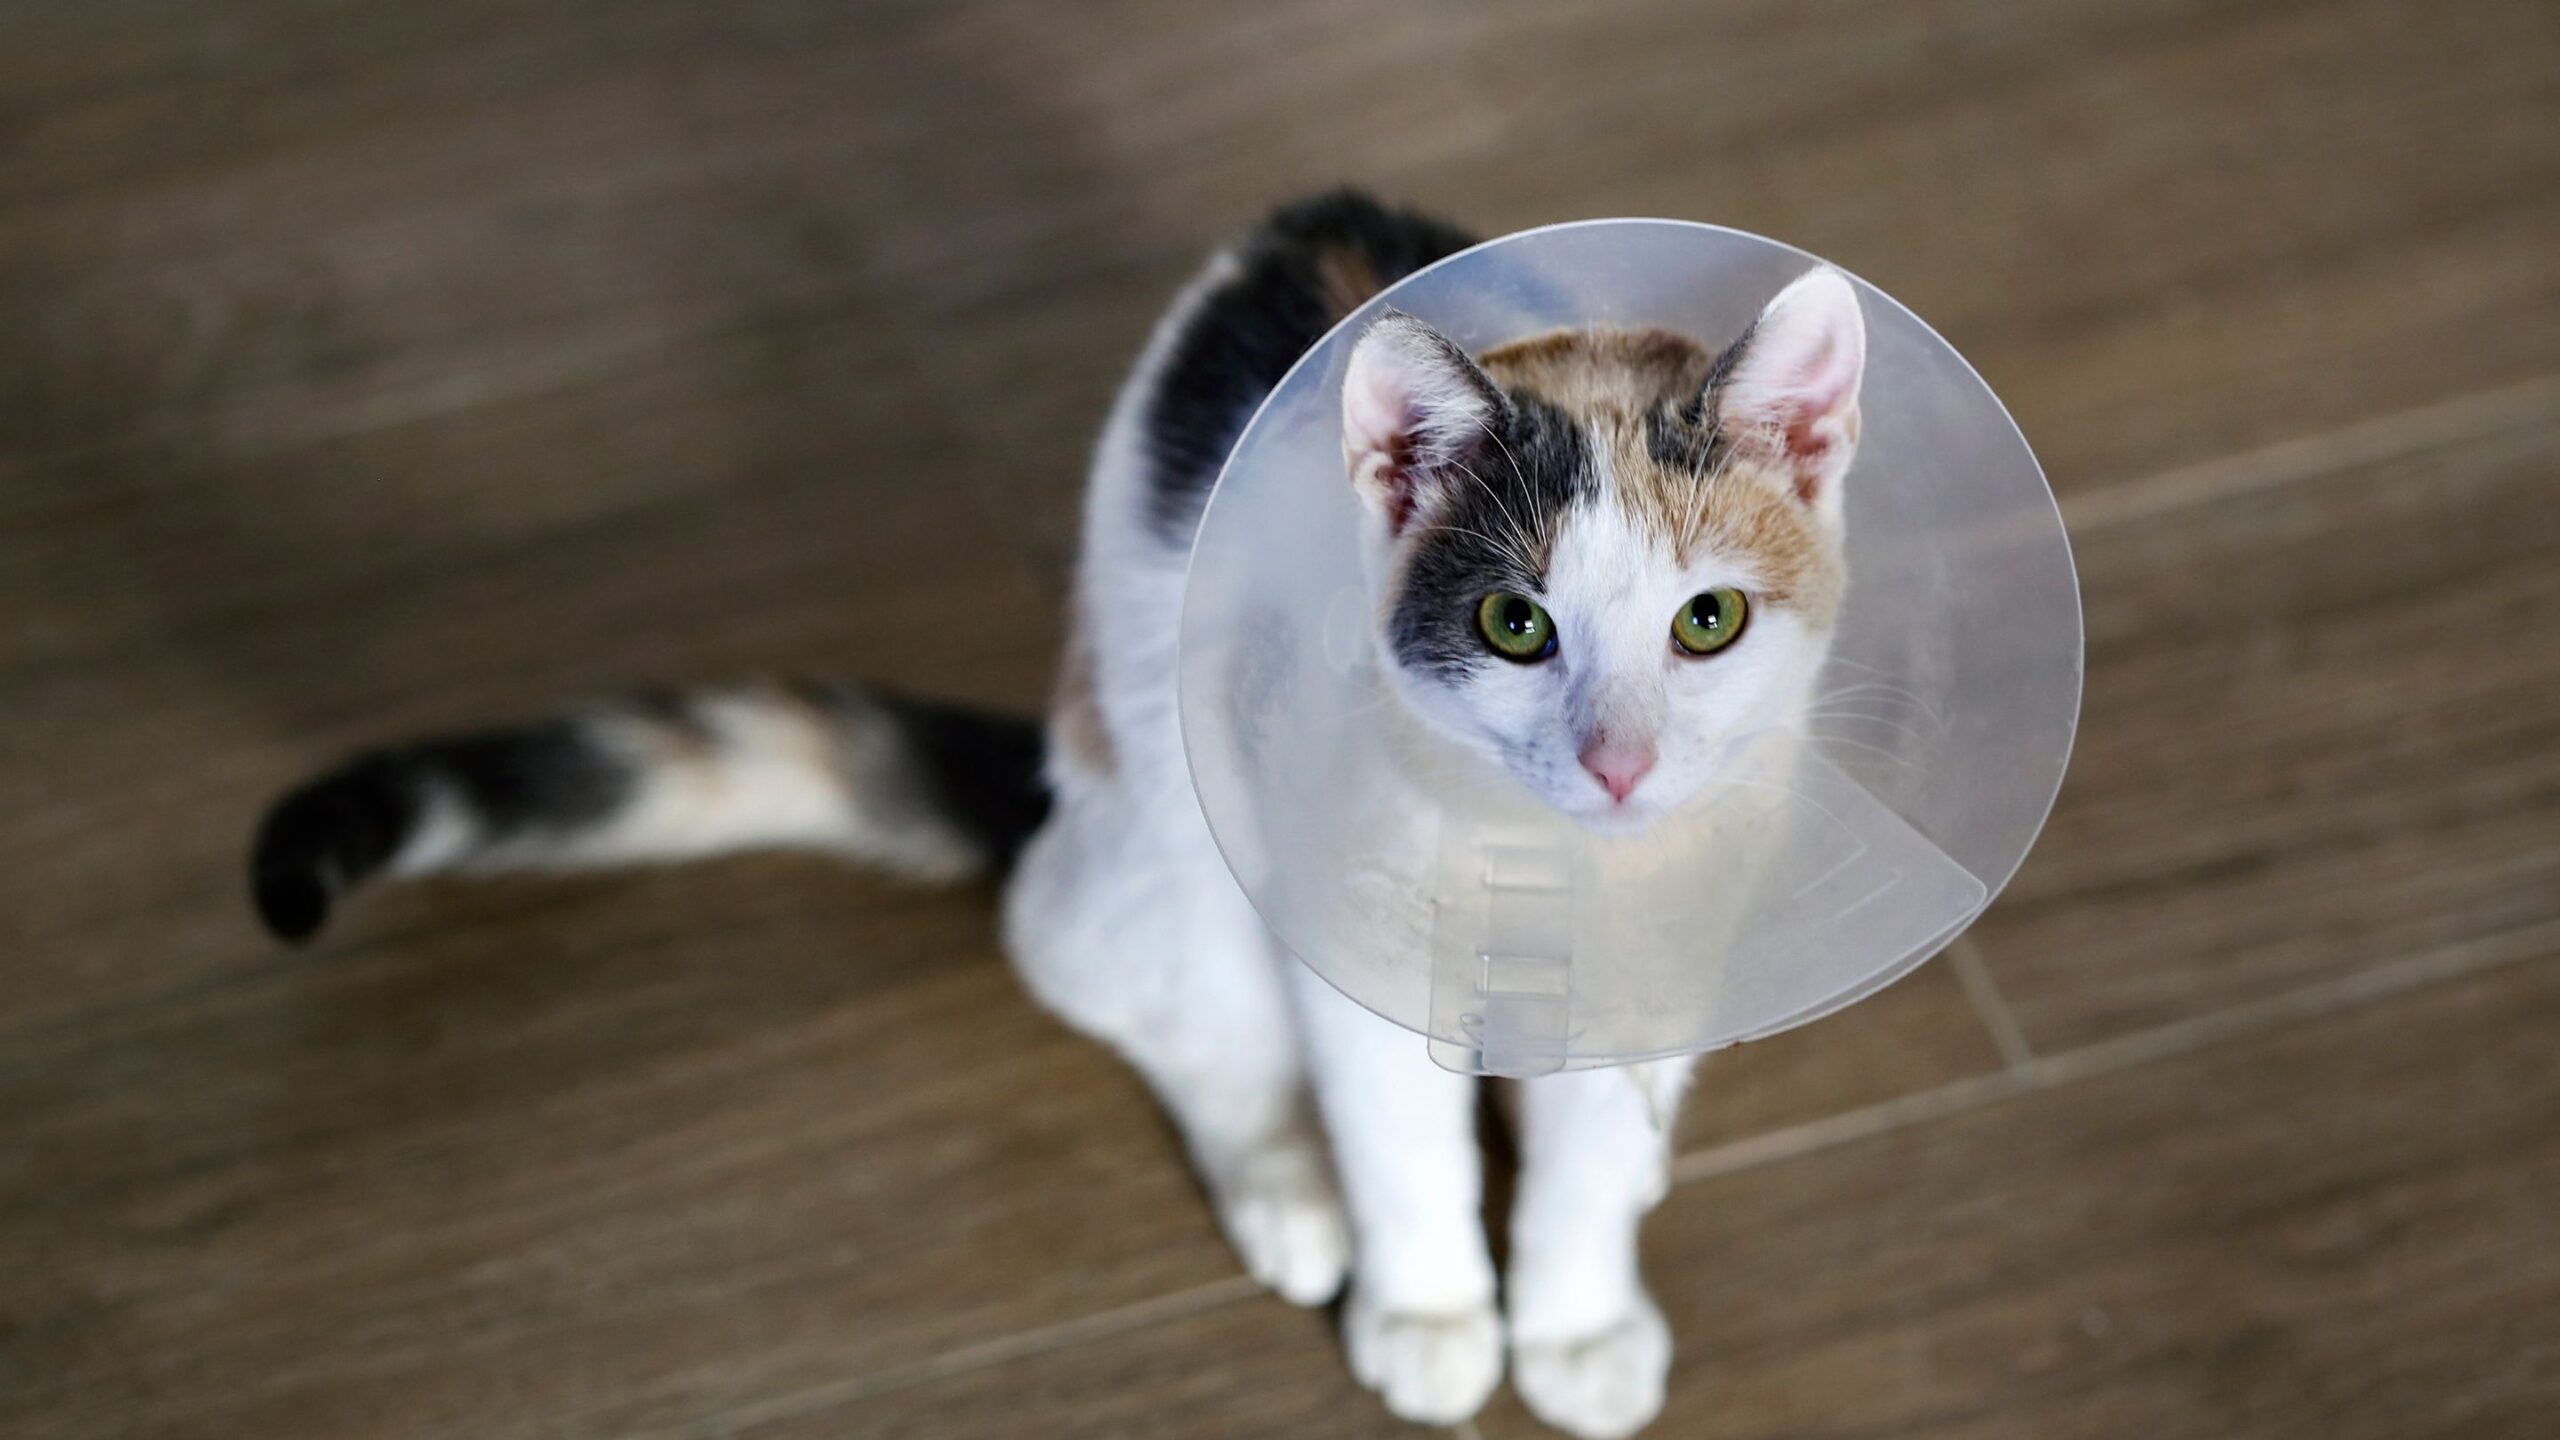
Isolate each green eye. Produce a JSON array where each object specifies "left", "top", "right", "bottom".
[
  {"left": 1475, "top": 592, "right": 1557, "bottom": 662},
  {"left": 1672, "top": 588, "right": 1749, "bottom": 655}
]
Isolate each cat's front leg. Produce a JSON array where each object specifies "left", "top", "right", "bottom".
[
  {"left": 1506, "top": 1058, "right": 1696, "bottom": 1440},
  {"left": 1006, "top": 799, "right": 1351, "bottom": 1308},
  {"left": 1292, "top": 965, "right": 1504, "bottom": 1425}
]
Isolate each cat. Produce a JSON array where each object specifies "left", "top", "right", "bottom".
[{"left": 249, "top": 190, "right": 1866, "bottom": 1439}]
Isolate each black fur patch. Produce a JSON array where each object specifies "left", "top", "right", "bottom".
[
  {"left": 249, "top": 722, "right": 630, "bottom": 942},
  {"left": 1387, "top": 396, "right": 1596, "bottom": 679},
  {"left": 1143, "top": 189, "right": 1476, "bottom": 541},
  {"left": 438, "top": 722, "right": 631, "bottom": 834},
  {"left": 1649, "top": 317, "right": 1759, "bottom": 474},
  {"left": 250, "top": 754, "right": 419, "bottom": 942},
  {"left": 873, "top": 691, "right": 1052, "bottom": 869}
]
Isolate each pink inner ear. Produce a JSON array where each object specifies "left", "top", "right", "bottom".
[
  {"left": 1343, "top": 362, "right": 1420, "bottom": 534},
  {"left": 1724, "top": 269, "right": 1866, "bottom": 505},
  {"left": 1751, "top": 316, "right": 1859, "bottom": 447},
  {"left": 1377, "top": 460, "right": 1417, "bottom": 533},
  {"left": 1783, "top": 329, "right": 1860, "bottom": 437},
  {"left": 1343, "top": 363, "right": 1414, "bottom": 461},
  {"left": 1343, "top": 320, "right": 1470, "bottom": 537},
  {"left": 1776, "top": 339, "right": 1855, "bottom": 501}
]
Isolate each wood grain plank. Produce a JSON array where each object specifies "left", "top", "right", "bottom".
[
  {"left": 1677, "top": 961, "right": 2009, "bottom": 1159},
  {"left": 0, "top": 291, "right": 1068, "bottom": 1027},
  {"left": 0, "top": 865, "right": 1253, "bottom": 1440},
  {"left": 730, "top": 1299, "right": 1418, "bottom": 1440},
  {"left": 0, "top": 287, "right": 1029, "bottom": 673},
  {"left": 0, "top": 545, "right": 1058, "bottom": 1034},
  {"left": 1968, "top": 393, "right": 2560, "bottom": 1050},
  {"left": 3, "top": 0, "right": 2552, "bottom": 509},
  {"left": 1476, "top": 955, "right": 2560, "bottom": 1440},
  {"left": 2, "top": 5, "right": 2555, "bottom": 1439}
]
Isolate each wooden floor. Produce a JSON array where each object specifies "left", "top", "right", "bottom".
[{"left": 5, "top": 2, "right": 2558, "bottom": 1436}]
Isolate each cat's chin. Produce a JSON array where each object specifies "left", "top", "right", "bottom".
[{"left": 1553, "top": 794, "right": 1677, "bottom": 839}]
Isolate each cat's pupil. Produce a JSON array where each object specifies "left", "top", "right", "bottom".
[
  {"left": 1501, "top": 597, "right": 1536, "bottom": 635},
  {"left": 1688, "top": 596, "right": 1720, "bottom": 630}
]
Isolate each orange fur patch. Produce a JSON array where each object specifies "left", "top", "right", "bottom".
[
  {"left": 1479, "top": 327, "right": 1711, "bottom": 411},
  {"left": 1479, "top": 328, "right": 1846, "bottom": 625},
  {"left": 1312, "top": 243, "right": 1387, "bottom": 323}
]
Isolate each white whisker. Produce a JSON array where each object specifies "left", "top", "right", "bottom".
[
  {"left": 1803, "top": 708, "right": 1936, "bottom": 743},
  {"left": 1786, "top": 726, "right": 1928, "bottom": 770},
  {"left": 1444, "top": 455, "right": 1542, "bottom": 574}
]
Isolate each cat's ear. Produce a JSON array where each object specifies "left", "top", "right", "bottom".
[
  {"left": 1342, "top": 311, "right": 1506, "bottom": 536},
  {"left": 1711, "top": 266, "right": 1867, "bottom": 514}
]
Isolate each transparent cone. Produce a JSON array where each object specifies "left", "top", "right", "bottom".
[{"left": 1179, "top": 220, "right": 2082, "bottom": 1075}]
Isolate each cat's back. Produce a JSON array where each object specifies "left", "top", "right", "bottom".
[
  {"left": 1064, "top": 192, "right": 1475, "bottom": 797},
  {"left": 1135, "top": 190, "right": 1477, "bottom": 546}
]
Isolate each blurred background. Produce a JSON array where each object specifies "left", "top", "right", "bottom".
[{"left": 4, "top": 2, "right": 2556, "bottom": 1436}]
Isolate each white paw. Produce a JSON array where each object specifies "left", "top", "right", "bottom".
[
  {"left": 1343, "top": 1287, "right": 1504, "bottom": 1425},
  {"left": 1513, "top": 1294, "right": 1673, "bottom": 1440},
  {"left": 1208, "top": 1141, "right": 1350, "bottom": 1307}
]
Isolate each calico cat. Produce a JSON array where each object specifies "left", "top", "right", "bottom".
[{"left": 250, "top": 190, "right": 1865, "bottom": 1438}]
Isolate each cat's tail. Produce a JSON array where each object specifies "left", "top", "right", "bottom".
[{"left": 248, "top": 680, "right": 1047, "bottom": 943}]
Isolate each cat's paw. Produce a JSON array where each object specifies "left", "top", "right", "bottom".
[
  {"left": 1207, "top": 1140, "right": 1349, "bottom": 1307},
  {"left": 1512, "top": 1294, "right": 1673, "bottom": 1440},
  {"left": 1343, "top": 1288, "right": 1504, "bottom": 1425}
]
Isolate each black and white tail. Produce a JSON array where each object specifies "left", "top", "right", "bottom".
[{"left": 249, "top": 680, "right": 1048, "bottom": 942}]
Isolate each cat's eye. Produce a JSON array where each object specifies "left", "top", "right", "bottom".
[
  {"left": 1672, "top": 588, "right": 1749, "bottom": 656},
  {"left": 1475, "top": 592, "right": 1557, "bottom": 662}
]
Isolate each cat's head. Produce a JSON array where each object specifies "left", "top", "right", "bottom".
[{"left": 1341, "top": 266, "right": 1865, "bottom": 832}]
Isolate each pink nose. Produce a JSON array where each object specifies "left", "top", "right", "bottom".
[{"left": 1578, "top": 735, "right": 1657, "bottom": 804}]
